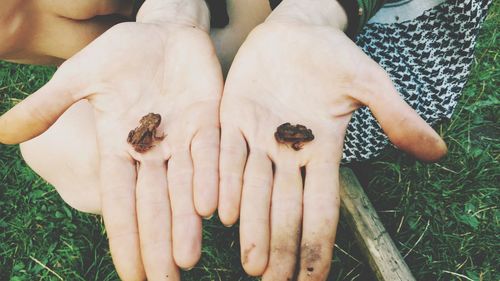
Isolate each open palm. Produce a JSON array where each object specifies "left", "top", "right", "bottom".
[
  {"left": 219, "top": 22, "right": 446, "bottom": 281},
  {"left": 0, "top": 18, "right": 222, "bottom": 281}
]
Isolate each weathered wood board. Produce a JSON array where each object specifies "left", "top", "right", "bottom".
[{"left": 339, "top": 167, "right": 416, "bottom": 281}]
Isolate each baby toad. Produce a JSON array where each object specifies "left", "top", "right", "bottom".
[
  {"left": 275, "top": 122, "right": 314, "bottom": 151},
  {"left": 127, "top": 113, "right": 165, "bottom": 153}
]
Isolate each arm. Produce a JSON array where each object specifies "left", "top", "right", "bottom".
[
  {"left": 269, "top": 0, "right": 386, "bottom": 37},
  {"left": 0, "top": 0, "right": 134, "bottom": 65},
  {"left": 138, "top": 0, "right": 210, "bottom": 30}
]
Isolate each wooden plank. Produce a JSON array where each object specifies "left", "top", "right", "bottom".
[{"left": 339, "top": 167, "right": 416, "bottom": 281}]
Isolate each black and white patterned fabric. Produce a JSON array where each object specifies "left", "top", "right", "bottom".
[{"left": 342, "top": 0, "right": 492, "bottom": 162}]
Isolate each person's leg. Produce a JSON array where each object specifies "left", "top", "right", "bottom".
[{"left": 20, "top": 100, "right": 102, "bottom": 214}]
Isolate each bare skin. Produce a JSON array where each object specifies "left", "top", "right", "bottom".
[
  {"left": 218, "top": 0, "right": 446, "bottom": 280},
  {"left": 0, "top": 0, "right": 447, "bottom": 280},
  {"left": 13, "top": 0, "right": 270, "bottom": 212},
  {"left": 0, "top": 0, "right": 134, "bottom": 64},
  {"left": 1, "top": 0, "right": 269, "bottom": 279},
  {"left": 13, "top": 0, "right": 271, "bottom": 216},
  {"left": 0, "top": 0, "right": 271, "bottom": 69},
  {"left": 5, "top": 0, "right": 270, "bottom": 216},
  {"left": 1, "top": 1, "right": 224, "bottom": 280}
]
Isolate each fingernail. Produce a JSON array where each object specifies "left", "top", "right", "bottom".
[{"left": 203, "top": 214, "right": 214, "bottom": 220}]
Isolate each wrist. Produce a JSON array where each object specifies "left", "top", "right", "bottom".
[
  {"left": 266, "top": 0, "right": 348, "bottom": 31},
  {"left": 137, "top": 0, "right": 210, "bottom": 32}
]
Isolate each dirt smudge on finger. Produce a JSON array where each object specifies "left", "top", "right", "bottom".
[
  {"left": 301, "top": 243, "right": 322, "bottom": 277},
  {"left": 301, "top": 243, "right": 321, "bottom": 264},
  {"left": 242, "top": 243, "right": 256, "bottom": 265}
]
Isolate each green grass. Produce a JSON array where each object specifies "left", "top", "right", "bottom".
[{"left": 1, "top": 3, "right": 498, "bottom": 280}]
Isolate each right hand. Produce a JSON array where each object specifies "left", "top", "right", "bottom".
[
  {"left": 218, "top": 0, "right": 447, "bottom": 279},
  {"left": 0, "top": 0, "right": 135, "bottom": 64}
]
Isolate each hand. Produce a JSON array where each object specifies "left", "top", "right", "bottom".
[
  {"left": 218, "top": 0, "right": 447, "bottom": 280},
  {"left": 0, "top": 0, "right": 134, "bottom": 64},
  {"left": 0, "top": 0, "right": 222, "bottom": 279}
]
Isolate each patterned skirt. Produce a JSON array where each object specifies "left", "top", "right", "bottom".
[{"left": 343, "top": 0, "right": 492, "bottom": 162}]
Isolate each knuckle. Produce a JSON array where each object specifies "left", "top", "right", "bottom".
[
  {"left": 192, "top": 137, "right": 219, "bottom": 152},
  {"left": 194, "top": 173, "right": 218, "bottom": 189},
  {"left": 107, "top": 229, "right": 139, "bottom": 242},
  {"left": 168, "top": 170, "right": 192, "bottom": 188},
  {"left": 243, "top": 176, "right": 272, "bottom": 191},
  {"left": 194, "top": 163, "right": 218, "bottom": 175},
  {"left": 135, "top": 196, "right": 166, "bottom": 210},
  {"left": 172, "top": 210, "right": 198, "bottom": 221},
  {"left": 139, "top": 237, "right": 165, "bottom": 252},
  {"left": 220, "top": 172, "right": 243, "bottom": 187},
  {"left": 101, "top": 188, "right": 134, "bottom": 202},
  {"left": 271, "top": 245, "right": 297, "bottom": 257},
  {"left": 220, "top": 144, "right": 246, "bottom": 158},
  {"left": 240, "top": 216, "right": 268, "bottom": 225}
]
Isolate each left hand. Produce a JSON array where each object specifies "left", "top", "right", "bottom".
[
  {"left": 218, "top": 0, "right": 447, "bottom": 280},
  {"left": 0, "top": 0, "right": 222, "bottom": 279}
]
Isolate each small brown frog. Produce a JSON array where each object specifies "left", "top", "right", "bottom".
[
  {"left": 127, "top": 113, "right": 165, "bottom": 153},
  {"left": 275, "top": 122, "right": 315, "bottom": 151}
]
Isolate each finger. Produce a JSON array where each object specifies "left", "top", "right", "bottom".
[
  {"left": 100, "top": 152, "right": 146, "bottom": 280},
  {"left": 0, "top": 69, "right": 79, "bottom": 144},
  {"left": 45, "top": 0, "right": 133, "bottom": 20},
  {"left": 354, "top": 68, "right": 447, "bottom": 162},
  {"left": 298, "top": 160, "right": 340, "bottom": 281},
  {"left": 136, "top": 161, "right": 179, "bottom": 280},
  {"left": 262, "top": 164, "right": 303, "bottom": 281},
  {"left": 218, "top": 124, "right": 247, "bottom": 226},
  {"left": 167, "top": 150, "right": 202, "bottom": 269},
  {"left": 192, "top": 127, "right": 219, "bottom": 218},
  {"left": 240, "top": 149, "right": 273, "bottom": 276}
]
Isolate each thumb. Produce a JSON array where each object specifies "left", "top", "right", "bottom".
[
  {"left": 0, "top": 65, "right": 83, "bottom": 144},
  {"left": 354, "top": 70, "right": 447, "bottom": 162}
]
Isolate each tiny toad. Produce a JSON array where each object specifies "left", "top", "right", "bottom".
[
  {"left": 127, "top": 113, "right": 165, "bottom": 153},
  {"left": 275, "top": 122, "right": 315, "bottom": 151}
]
